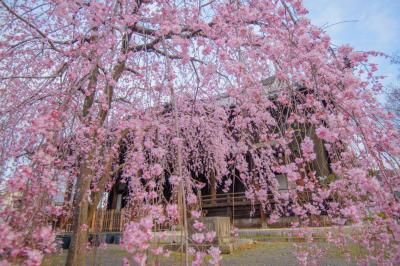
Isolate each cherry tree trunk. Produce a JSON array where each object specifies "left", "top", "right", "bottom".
[{"left": 66, "top": 156, "right": 93, "bottom": 265}]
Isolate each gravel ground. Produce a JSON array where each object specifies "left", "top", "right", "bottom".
[
  {"left": 220, "top": 242, "right": 358, "bottom": 266},
  {"left": 43, "top": 242, "right": 362, "bottom": 266}
]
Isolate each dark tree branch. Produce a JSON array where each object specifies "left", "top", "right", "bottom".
[{"left": 0, "top": 0, "right": 61, "bottom": 52}]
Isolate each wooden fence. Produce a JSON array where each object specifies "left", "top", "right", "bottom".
[
  {"left": 64, "top": 209, "right": 126, "bottom": 233},
  {"left": 63, "top": 191, "right": 287, "bottom": 233},
  {"left": 201, "top": 192, "right": 278, "bottom": 208},
  {"left": 201, "top": 192, "right": 250, "bottom": 208}
]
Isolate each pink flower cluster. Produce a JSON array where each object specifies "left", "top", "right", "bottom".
[
  {"left": 301, "top": 137, "right": 316, "bottom": 162},
  {"left": 0, "top": 0, "right": 399, "bottom": 265}
]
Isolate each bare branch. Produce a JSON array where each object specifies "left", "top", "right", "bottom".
[{"left": 0, "top": 0, "right": 61, "bottom": 52}]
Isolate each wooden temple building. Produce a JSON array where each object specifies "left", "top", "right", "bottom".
[{"left": 60, "top": 77, "right": 333, "bottom": 234}]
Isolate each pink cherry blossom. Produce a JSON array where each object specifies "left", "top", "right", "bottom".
[
  {"left": 301, "top": 137, "right": 316, "bottom": 162},
  {"left": 208, "top": 247, "right": 222, "bottom": 265},
  {"left": 192, "top": 233, "right": 205, "bottom": 244},
  {"left": 193, "top": 221, "right": 205, "bottom": 231},
  {"left": 316, "top": 126, "right": 337, "bottom": 142},
  {"left": 191, "top": 211, "right": 201, "bottom": 219},
  {"left": 206, "top": 231, "right": 217, "bottom": 243},
  {"left": 166, "top": 204, "right": 179, "bottom": 221}
]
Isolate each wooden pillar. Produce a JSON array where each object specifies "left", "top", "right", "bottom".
[
  {"left": 109, "top": 210, "right": 114, "bottom": 232},
  {"left": 310, "top": 125, "right": 330, "bottom": 177},
  {"left": 260, "top": 206, "right": 268, "bottom": 228},
  {"left": 210, "top": 171, "right": 217, "bottom": 204},
  {"left": 109, "top": 185, "right": 118, "bottom": 209},
  {"left": 119, "top": 209, "right": 124, "bottom": 232},
  {"left": 99, "top": 210, "right": 104, "bottom": 232},
  {"left": 227, "top": 206, "right": 233, "bottom": 223}
]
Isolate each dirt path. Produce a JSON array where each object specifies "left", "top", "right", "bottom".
[{"left": 43, "top": 242, "right": 361, "bottom": 266}]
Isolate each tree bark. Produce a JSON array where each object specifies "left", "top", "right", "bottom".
[
  {"left": 66, "top": 66, "right": 98, "bottom": 266},
  {"left": 66, "top": 156, "right": 93, "bottom": 266},
  {"left": 169, "top": 82, "right": 189, "bottom": 266},
  {"left": 65, "top": 30, "right": 130, "bottom": 264}
]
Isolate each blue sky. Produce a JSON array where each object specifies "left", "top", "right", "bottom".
[{"left": 304, "top": 0, "right": 400, "bottom": 94}]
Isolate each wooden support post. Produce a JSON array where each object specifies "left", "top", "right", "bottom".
[
  {"left": 311, "top": 129, "right": 330, "bottom": 177},
  {"left": 227, "top": 206, "right": 233, "bottom": 223},
  {"left": 210, "top": 171, "right": 217, "bottom": 205},
  {"left": 110, "top": 187, "right": 118, "bottom": 209},
  {"left": 90, "top": 211, "right": 96, "bottom": 232},
  {"left": 260, "top": 205, "right": 268, "bottom": 228},
  {"left": 119, "top": 209, "right": 124, "bottom": 232},
  {"left": 100, "top": 210, "right": 104, "bottom": 232},
  {"left": 109, "top": 210, "right": 114, "bottom": 232}
]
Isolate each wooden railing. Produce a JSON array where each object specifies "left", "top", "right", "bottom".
[
  {"left": 64, "top": 209, "right": 126, "bottom": 233},
  {"left": 62, "top": 191, "right": 289, "bottom": 232},
  {"left": 93, "top": 209, "right": 126, "bottom": 232},
  {"left": 201, "top": 192, "right": 251, "bottom": 208},
  {"left": 200, "top": 191, "right": 286, "bottom": 208}
]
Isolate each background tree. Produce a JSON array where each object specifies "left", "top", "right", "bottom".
[{"left": 386, "top": 53, "right": 400, "bottom": 128}]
